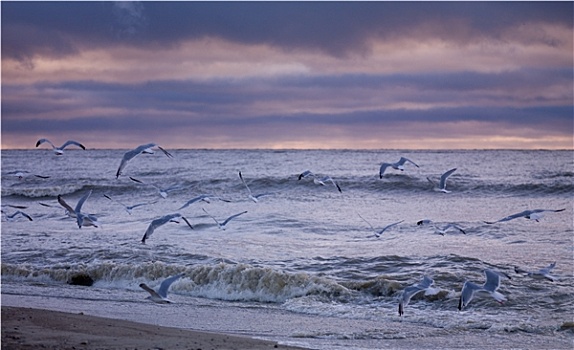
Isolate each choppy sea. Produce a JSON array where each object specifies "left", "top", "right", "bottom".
[{"left": 1, "top": 149, "right": 573, "bottom": 349}]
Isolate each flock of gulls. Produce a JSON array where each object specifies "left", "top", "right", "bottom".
[{"left": 3, "top": 139, "right": 567, "bottom": 310}]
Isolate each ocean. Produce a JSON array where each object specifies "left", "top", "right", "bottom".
[{"left": 1, "top": 149, "right": 573, "bottom": 349}]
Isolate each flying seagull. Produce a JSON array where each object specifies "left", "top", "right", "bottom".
[
  {"left": 379, "top": 157, "right": 419, "bottom": 178},
  {"left": 35, "top": 139, "right": 86, "bottom": 155},
  {"left": 314, "top": 175, "right": 342, "bottom": 193},
  {"left": 514, "top": 262, "right": 558, "bottom": 282},
  {"left": 239, "top": 171, "right": 273, "bottom": 203},
  {"left": 458, "top": 269, "right": 510, "bottom": 310},
  {"left": 427, "top": 168, "right": 457, "bottom": 193},
  {"left": 484, "top": 208, "right": 566, "bottom": 224},
  {"left": 7, "top": 171, "right": 50, "bottom": 180},
  {"left": 1, "top": 210, "right": 33, "bottom": 222},
  {"left": 435, "top": 223, "right": 466, "bottom": 236},
  {"left": 74, "top": 190, "right": 99, "bottom": 228},
  {"left": 202, "top": 208, "right": 247, "bottom": 230},
  {"left": 129, "top": 176, "right": 183, "bottom": 198},
  {"left": 141, "top": 213, "right": 193, "bottom": 244},
  {"left": 358, "top": 214, "right": 403, "bottom": 238},
  {"left": 398, "top": 276, "right": 438, "bottom": 316},
  {"left": 178, "top": 195, "right": 230, "bottom": 210},
  {"left": 116, "top": 143, "right": 173, "bottom": 178},
  {"left": 57, "top": 192, "right": 98, "bottom": 228},
  {"left": 139, "top": 273, "right": 185, "bottom": 304},
  {"left": 103, "top": 194, "right": 155, "bottom": 215}
]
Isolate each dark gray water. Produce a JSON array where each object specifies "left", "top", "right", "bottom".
[{"left": 2, "top": 149, "right": 573, "bottom": 348}]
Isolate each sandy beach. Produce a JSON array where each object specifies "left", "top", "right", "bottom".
[{"left": 1, "top": 306, "right": 308, "bottom": 350}]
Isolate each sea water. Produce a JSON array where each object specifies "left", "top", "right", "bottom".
[{"left": 1, "top": 149, "right": 573, "bottom": 348}]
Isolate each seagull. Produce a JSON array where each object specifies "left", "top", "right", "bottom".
[
  {"left": 116, "top": 143, "right": 173, "bottom": 178},
  {"left": 202, "top": 208, "right": 247, "bottom": 230},
  {"left": 57, "top": 192, "right": 98, "bottom": 228},
  {"left": 358, "top": 214, "right": 403, "bottom": 238},
  {"left": 6, "top": 171, "right": 50, "bottom": 180},
  {"left": 178, "top": 195, "right": 230, "bottom": 210},
  {"left": 35, "top": 139, "right": 86, "bottom": 155},
  {"left": 484, "top": 208, "right": 566, "bottom": 224},
  {"left": 314, "top": 176, "right": 342, "bottom": 193},
  {"left": 239, "top": 171, "right": 273, "bottom": 203},
  {"left": 129, "top": 176, "right": 182, "bottom": 198},
  {"left": 141, "top": 213, "right": 193, "bottom": 244},
  {"left": 398, "top": 276, "right": 438, "bottom": 316},
  {"left": 1, "top": 210, "right": 33, "bottom": 222},
  {"left": 514, "top": 262, "right": 558, "bottom": 282},
  {"left": 139, "top": 273, "right": 185, "bottom": 304},
  {"left": 103, "top": 194, "right": 155, "bottom": 215},
  {"left": 74, "top": 190, "right": 99, "bottom": 228},
  {"left": 298, "top": 170, "right": 315, "bottom": 180},
  {"left": 458, "top": 269, "right": 510, "bottom": 310},
  {"left": 379, "top": 157, "right": 419, "bottom": 178},
  {"left": 427, "top": 168, "right": 457, "bottom": 193},
  {"left": 435, "top": 223, "right": 466, "bottom": 236}
]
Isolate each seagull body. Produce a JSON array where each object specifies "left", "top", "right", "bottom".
[
  {"left": 458, "top": 269, "right": 510, "bottom": 310},
  {"left": 1, "top": 210, "right": 33, "bottom": 222},
  {"left": 36, "top": 139, "right": 85, "bottom": 155},
  {"left": 484, "top": 208, "right": 565, "bottom": 224},
  {"left": 141, "top": 213, "right": 193, "bottom": 244},
  {"left": 435, "top": 223, "right": 466, "bottom": 236},
  {"left": 103, "top": 194, "right": 154, "bottom": 215},
  {"left": 379, "top": 157, "right": 419, "bottom": 178},
  {"left": 515, "top": 262, "right": 558, "bottom": 282},
  {"left": 358, "top": 214, "right": 403, "bottom": 238},
  {"left": 202, "top": 208, "right": 247, "bottom": 230},
  {"left": 427, "top": 168, "right": 457, "bottom": 193},
  {"left": 398, "top": 276, "right": 438, "bottom": 316},
  {"left": 130, "top": 177, "right": 182, "bottom": 198},
  {"left": 139, "top": 273, "right": 185, "bottom": 304},
  {"left": 239, "top": 171, "right": 272, "bottom": 202},
  {"left": 116, "top": 143, "right": 173, "bottom": 178}
]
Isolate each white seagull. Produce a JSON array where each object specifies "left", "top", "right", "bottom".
[
  {"left": 1, "top": 210, "right": 33, "bottom": 222},
  {"left": 514, "top": 262, "right": 558, "bottom": 282},
  {"left": 202, "top": 208, "right": 247, "bottom": 230},
  {"left": 379, "top": 157, "right": 419, "bottom": 178},
  {"left": 7, "top": 171, "right": 50, "bottom": 180},
  {"left": 484, "top": 208, "right": 566, "bottom": 224},
  {"left": 116, "top": 143, "right": 173, "bottom": 178},
  {"left": 239, "top": 171, "right": 273, "bottom": 203},
  {"left": 178, "top": 195, "right": 227, "bottom": 210},
  {"left": 103, "top": 194, "right": 155, "bottom": 215},
  {"left": 427, "top": 168, "right": 457, "bottom": 193},
  {"left": 358, "top": 214, "right": 403, "bottom": 238},
  {"left": 36, "top": 139, "right": 86, "bottom": 155},
  {"left": 458, "top": 269, "right": 510, "bottom": 310},
  {"left": 435, "top": 223, "right": 466, "bottom": 236},
  {"left": 74, "top": 190, "right": 99, "bottom": 228},
  {"left": 398, "top": 276, "right": 438, "bottom": 316},
  {"left": 129, "top": 176, "right": 183, "bottom": 198},
  {"left": 139, "top": 273, "right": 185, "bottom": 304},
  {"left": 57, "top": 192, "right": 98, "bottom": 228},
  {"left": 141, "top": 213, "right": 193, "bottom": 244},
  {"left": 314, "top": 175, "right": 342, "bottom": 193}
]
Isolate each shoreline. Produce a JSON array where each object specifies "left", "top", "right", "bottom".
[{"left": 1, "top": 306, "right": 308, "bottom": 350}]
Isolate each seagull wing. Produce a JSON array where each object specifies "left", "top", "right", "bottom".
[
  {"left": 484, "top": 210, "right": 530, "bottom": 224},
  {"left": 74, "top": 190, "right": 93, "bottom": 214},
  {"left": 116, "top": 143, "right": 155, "bottom": 178},
  {"left": 298, "top": 170, "right": 313, "bottom": 180},
  {"left": 379, "top": 163, "right": 391, "bottom": 178},
  {"left": 57, "top": 195, "right": 76, "bottom": 217},
  {"left": 439, "top": 168, "right": 457, "bottom": 189},
  {"left": 458, "top": 281, "right": 481, "bottom": 310},
  {"left": 139, "top": 283, "right": 163, "bottom": 299},
  {"left": 60, "top": 140, "right": 86, "bottom": 150},
  {"left": 141, "top": 214, "right": 178, "bottom": 243},
  {"left": 157, "top": 273, "right": 185, "bottom": 298},
  {"left": 399, "top": 157, "right": 419, "bottom": 168},
  {"left": 221, "top": 211, "right": 248, "bottom": 227},
  {"left": 377, "top": 220, "right": 404, "bottom": 236},
  {"left": 239, "top": 171, "right": 253, "bottom": 196},
  {"left": 35, "top": 138, "right": 55, "bottom": 149}
]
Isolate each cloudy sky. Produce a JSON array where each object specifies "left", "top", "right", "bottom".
[{"left": 2, "top": 2, "right": 572, "bottom": 149}]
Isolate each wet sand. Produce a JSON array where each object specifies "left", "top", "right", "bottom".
[{"left": 1, "top": 306, "right": 308, "bottom": 350}]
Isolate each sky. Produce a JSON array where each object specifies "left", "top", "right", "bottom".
[{"left": 1, "top": 1, "right": 573, "bottom": 150}]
